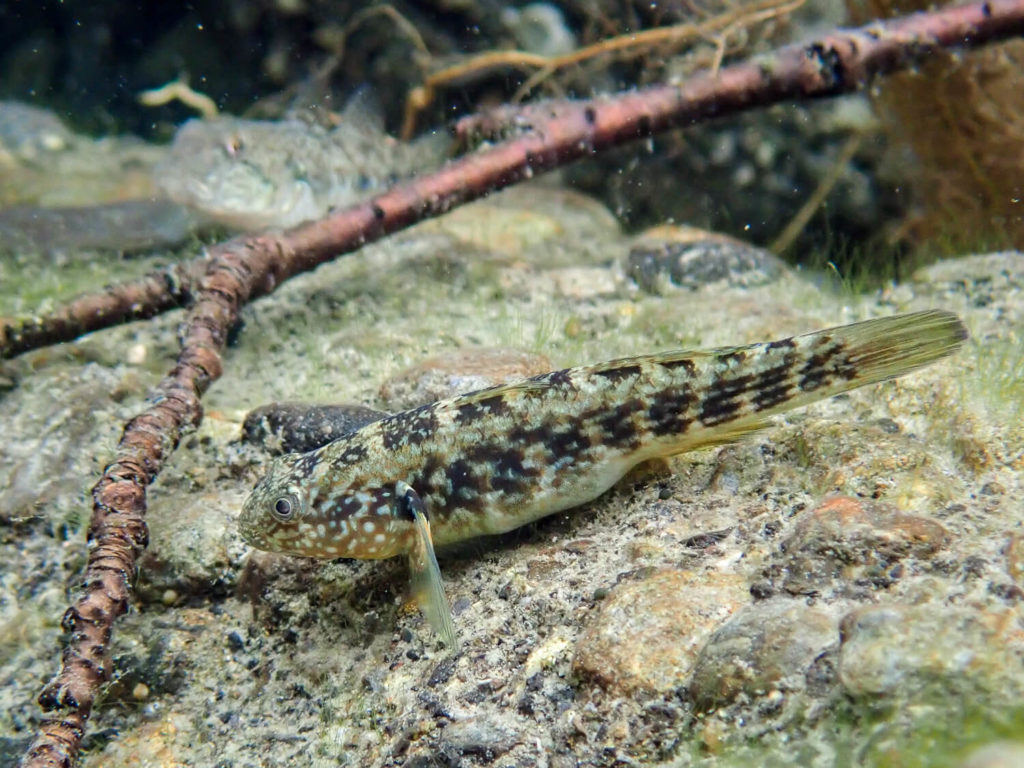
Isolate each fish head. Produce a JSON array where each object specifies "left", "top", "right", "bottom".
[
  {"left": 156, "top": 117, "right": 322, "bottom": 230},
  {"left": 239, "top": 452, "right": 401, "bottom": 559}
]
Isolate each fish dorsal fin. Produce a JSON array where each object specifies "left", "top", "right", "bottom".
[
  {"left": 582, "top": 347, "right": 720, "bottom": 376},
  {"left": 640, "top": 346, "right": 739, "bottom": 367},
  {"left": 444, "top": 378, "right": 552, "bottom": 408},
  {"left": 397, "top": 480, "right": 458, "bottom": 649}
]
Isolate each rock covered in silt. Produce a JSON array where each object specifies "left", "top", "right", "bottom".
[
  {"left": 572, "top": 569, "right": 748, "bottom": 694},
  {"left": 762, "top": 496, "right": 950, "bottom": 597},
  {"left": 0, "top": 101, "right": 74, "bottom": 161},
  {"left": 0, "top": 200, "right": 197, "bottom": 254},
  {"left": 837, "top": 603, "right": 1023, "bottom": 699},
  {"left": 242, "top": 402, "right": 388, "bottom": 454},
  {"left": 626, "top": 226, "right": 787, "bottom": 294},
  {"left": 155, "top": 93, "right": 449, "bottom": 231},
  {"left": 687, "top": 599, "right": 837, "bottom": 711}
]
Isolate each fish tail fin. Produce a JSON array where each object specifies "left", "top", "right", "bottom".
[
  {"left": 651, "top": 310, "right": 967, "bottom": 457},
  {"left": 814, "top": 309, "right": 968, "bottom": 387}
]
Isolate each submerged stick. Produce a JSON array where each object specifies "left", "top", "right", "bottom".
[
  {"left": 0, "top": 260, "right": 205, "bottom": 360},
  {"left": 5, "top": 0, "right": 1024, "bottom": 361},
  {"left": 22, "top": 1, "right": 1024, "bottom": 766}
]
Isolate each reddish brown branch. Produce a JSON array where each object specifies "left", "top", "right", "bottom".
[
  {"left": 22, "top": 1, "right": 1024, "bottom": 765},
  {"left": 0, "top": 260, "right": 205, "bottom": 360},
  {"left": 6, "top": 0, "right": 1024, "bottom": 363}
]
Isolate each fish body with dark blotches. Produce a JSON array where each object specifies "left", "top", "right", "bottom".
[{"left": 239, "top": 311, "right": 967, "bottom": 643}]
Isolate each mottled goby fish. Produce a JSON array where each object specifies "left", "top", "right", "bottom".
[
  {"left": 240, "top": 310, "right": 967, "bottom": 645},
  {"left": 155, "top": 92, "right": 447, "bottom": 231}
]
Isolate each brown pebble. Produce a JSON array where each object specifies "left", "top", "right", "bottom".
[
  {"left": 572, "top": 569, "right": 747, "bottom": 694},
  {"left": 773, "top": 496, "right": 949, "bottom": 596},
  {"left": 788, "top": 496, "right": 949, "bottom": 559}
]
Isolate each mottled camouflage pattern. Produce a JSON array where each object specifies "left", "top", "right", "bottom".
[{"left": 239, "top": 311, "right": 966, "bottom": 560}]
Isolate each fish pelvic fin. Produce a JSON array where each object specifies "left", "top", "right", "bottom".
[{"left": 397, "top": 480, "right": 459, "bottom": 650}]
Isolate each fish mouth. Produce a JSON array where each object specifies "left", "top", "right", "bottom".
[{"left": 193, "top": 178, "right": 318, "bottom": 230}]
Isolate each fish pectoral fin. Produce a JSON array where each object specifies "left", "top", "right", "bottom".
[{"left": 396, "top": 480, "right": 458, "bottom": 650}]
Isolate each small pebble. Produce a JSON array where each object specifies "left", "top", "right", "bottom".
[
  {"left": 872, "top": 417, "right": 901, "bottom": 434},
  {"left": 688, "top": 600, "right": 836, "bottom": 711},
  {"left": 573, "top": 569, "right": 747, "bottom": 694},
  {"left": 958, "top": 741, "right": 1024, "bottom": 768},
  {"left": 626, "top": 231, "right": 784, "bottom": 294},
  {"left": 979, "top": 481, "right": 1005, "bottom": 496}
]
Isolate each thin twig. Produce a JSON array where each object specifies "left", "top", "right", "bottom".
[
  {"left": 401, "top": 0, "right": 805, "bottom": 138},
  {"left": 138, "top": 76, "right": 220, "bottom": 119},
  {"left": 770, "top": 133, "right": 864, "bottom": 255},
  {"left": 21, "top": 3, "right": 1024, "bottom": 765}
]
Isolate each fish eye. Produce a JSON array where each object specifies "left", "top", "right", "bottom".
[{"left": 271, "top": 493, "right": 299, "bottom": 522}]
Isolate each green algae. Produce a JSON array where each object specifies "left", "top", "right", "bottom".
[
  {"left": 835, "top": 694, "right": 1024, "bottom": 768},
  {"left": 0, "top": 252, "right": 152, "bottom": 316},
  {"left": 968, "top": 335, "right": 1024, "bottom": 424}
]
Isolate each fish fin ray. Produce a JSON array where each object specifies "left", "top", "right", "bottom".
[
  {"left": 804, "top": 309, "right": 967, "bottom": 385},
  {"left": 444, "top": 378, "right": 550, "bottom": 406},
  {"left": 397, "top": 480, "right": 458, "bottom": 650}
]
